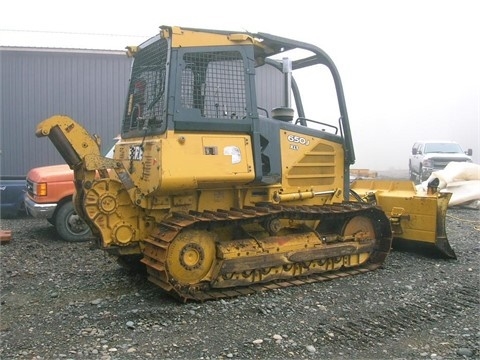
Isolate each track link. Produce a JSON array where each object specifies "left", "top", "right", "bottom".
[{"left": 140, "top": 202, "right": 392, "bottom": 302}]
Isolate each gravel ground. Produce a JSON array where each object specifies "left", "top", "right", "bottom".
[{"left": 1, "top": 205, "right": 479, "bottom": 360}]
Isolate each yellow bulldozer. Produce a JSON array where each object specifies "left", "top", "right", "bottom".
[{"left": 36, "top": 25, "right": 453, "bottom": 302}]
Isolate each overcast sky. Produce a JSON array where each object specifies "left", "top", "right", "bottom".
[{"left": 2, "top": 0, "right": 479, "bottom": 170}]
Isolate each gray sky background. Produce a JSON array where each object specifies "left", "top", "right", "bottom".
[{"left": 2, "top": 0, "right": 479, "bottom": 170}]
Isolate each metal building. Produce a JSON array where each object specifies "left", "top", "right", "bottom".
[{"left": 0, "top": 46, "right": 132, "bottom": 176}]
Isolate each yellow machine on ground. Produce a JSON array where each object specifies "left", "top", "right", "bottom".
[{"left": 36, "top": 26, "right": 454, "bottom": 302}]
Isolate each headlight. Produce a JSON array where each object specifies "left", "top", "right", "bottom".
[{"left": 422, "top": 159, "right": 434, "bottom": 168}]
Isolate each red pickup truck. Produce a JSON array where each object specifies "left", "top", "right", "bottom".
[
  {"left": 24, "top": 142, "right": 116, "bottom": 242},
  {"left": 24, "top": 164, "right": 89, "bottom": 242}
]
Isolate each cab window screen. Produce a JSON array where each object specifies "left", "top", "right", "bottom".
[
  {"left": 122, "top": 39, "right": 168, "bottom": 134},
  {"left": 181, "top": 51, "right": 246, "bottom": 119}
]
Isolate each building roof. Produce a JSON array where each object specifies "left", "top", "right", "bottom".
[{"left": 0, "top": 45, "right": 127, "bottom": 56}]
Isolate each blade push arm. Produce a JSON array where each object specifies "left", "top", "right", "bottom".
[{"left": 35, "top": 115, "right": 101, "bottom": 169}]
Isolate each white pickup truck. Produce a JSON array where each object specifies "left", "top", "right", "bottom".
[{"left": 409, "top": 140, "right": 473, "bottom": 183}]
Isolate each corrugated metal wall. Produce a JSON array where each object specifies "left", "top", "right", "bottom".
[{"left": 0, "top": 47, "right": 132, "bottom": 176}]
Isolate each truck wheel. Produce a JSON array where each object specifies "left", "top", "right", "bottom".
[
  {"left": 419, "top": 166, "right": 427, "bottom": 183},
  {"left": 409, "top": 167, "right": 416, "bottom": 182},
  {"left": 55, "top": 201, "right": 92, "bottom": 242}
]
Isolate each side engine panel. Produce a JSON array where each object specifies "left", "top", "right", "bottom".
[{"left": 112, "top": 131, "right": 256, "bottom": 197}]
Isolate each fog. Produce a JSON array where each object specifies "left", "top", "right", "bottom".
[{"left": 2, "top": 0, "right": 479, "bottom": 170}]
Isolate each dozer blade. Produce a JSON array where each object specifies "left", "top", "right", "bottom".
[{"left": 350, "top": 179, "right": 455, "bottom": 259}]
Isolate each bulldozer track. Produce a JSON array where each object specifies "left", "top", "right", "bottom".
[
  {"left": 318, "top": 284, "right": 479, "bottom": 348},
  {"left": 140, "top": 202, "right": 392, "bottom": 302}
]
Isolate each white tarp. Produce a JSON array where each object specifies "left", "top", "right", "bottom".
[{"left": 417, "top": 162, "right": 480, "bottom": 209}]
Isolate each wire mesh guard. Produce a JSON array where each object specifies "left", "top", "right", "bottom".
[
  {"left": 123, "top": 39, "right": 168, "bottom": 132},
  {"left": 181, "top": 51, "right": 246, "bottom": 119}
]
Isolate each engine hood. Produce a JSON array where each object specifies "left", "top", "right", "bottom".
[
  {"left": 423, "top": 153, "right": 472, "bottom": 161},
  {"left": 26, "top": 164, "right": 73, "bottom": 182}
]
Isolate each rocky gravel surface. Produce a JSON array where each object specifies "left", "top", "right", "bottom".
[{"left": 1, "top": 206, "right": 479, "bottom": 360}]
